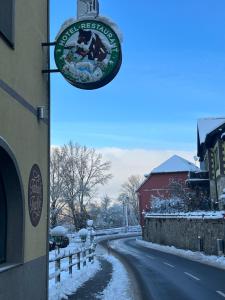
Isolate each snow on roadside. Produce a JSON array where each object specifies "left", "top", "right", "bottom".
[
  {"left": 49, "top": 235, "right": 100, "bottom": 300},
  {"left": 48, "top": 229, "right": 140, "bottom": 300},
  {"left": 136, "top": 238, "right": 225, "bottom": 270},
  {"left": 97, "top": 255, "right": 133, "bottom": 300},
  {"left": 49, "top": 259, "right": 101, "bottom": 300},
  {"left": 145, "top": 210, "right": 225, "bottom": 219}
]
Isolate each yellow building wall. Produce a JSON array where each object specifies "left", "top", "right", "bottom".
[{"left": 0, "top": 0, "right": 49, "bottom": 263}]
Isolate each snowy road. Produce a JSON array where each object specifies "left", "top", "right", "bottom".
[{"left": 107, "top": 237, "right": 225, "bottom": 300}]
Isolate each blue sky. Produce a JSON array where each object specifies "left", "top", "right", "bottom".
[
  {"left": 50, "top": 1, "right": 225, "bottom": 197},
  {"left": 50, "top": 0, "right": 225, "bottom": 151}
]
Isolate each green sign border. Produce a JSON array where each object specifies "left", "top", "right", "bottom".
[{"left": 54, "top": 19, "right": 122, "bottom": 90}]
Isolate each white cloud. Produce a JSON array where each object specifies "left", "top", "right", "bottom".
[{"left": 97, "top": 147, "right": 197, "bottom": 200}]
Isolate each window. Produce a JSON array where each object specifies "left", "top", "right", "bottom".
[
  {"left": 0, "top": 173, "right": 6, "bottom": 263},
  {"left": 214, "top": 147, "right": 220, "bottom": 171},
  {"left": 0, "top": 0, "right": 15, "bottom": 47}
]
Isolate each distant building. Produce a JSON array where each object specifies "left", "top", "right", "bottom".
[
  {"left": 77, "top": 0, "right": 99, "bottom": 18},
  {"left": 137, "top": 155, "right": 199, "bottom": 226},
  {"left": 197, "top": 118, "right": 225, "bottom": 209},
  {"left": 0, "top": 1, "right": 49, "bottom": 299}
]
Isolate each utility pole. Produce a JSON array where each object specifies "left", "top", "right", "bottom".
[{"left": 123, "top": 195, "right": 129, "bottom": 232}]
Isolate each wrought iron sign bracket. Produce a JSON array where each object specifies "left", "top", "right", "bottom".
[
  {"left": 42, "top": 42, "right": 59, "bottom": 73},
  {"left": 42, "top": 42, "right": 56, "bottom": 47},
  {"left": 42, "top": 69, "right": 59, "bottom": 74}
]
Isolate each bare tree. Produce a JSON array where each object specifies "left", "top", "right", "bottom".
[
  {"left": 90, "top": 198, "right": 125, "bottom": 229},
  {"left": 101, "top": 194, "right": 111, "bottom": 211},
  {"left": 50, "top": 147, "right": 66, "bottom": 227},
  {"left": 61, "top": 142, "right": 112, "bottom": 230},
  {"left": 121, "top": 175, "right": 143, "bottom": 223}
]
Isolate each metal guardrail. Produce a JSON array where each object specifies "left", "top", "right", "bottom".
[{"left": 49, "top": 245, "right": 96, "bottom": 283}]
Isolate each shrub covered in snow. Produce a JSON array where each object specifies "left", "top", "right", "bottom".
[
  {"left": 150, "top": 177, "right": 211, "bottom": 213},
  {"left": 87, "top": 219, "right": 94, "bottom": 227},
  {"left": 51, "top": 226, "right": 68, "bottom": 237},
  {"left": 151, "top": 196, "right": 186, "bottom": 213},
  {"left": 150, "top": 194, "right": 211, "bottom": 213},
  {"left": 78, "top": 228, "right": 89, "bottom": 242}
]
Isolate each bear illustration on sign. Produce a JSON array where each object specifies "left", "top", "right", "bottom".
[{"left": 65, "top": 29, "right": 108, "bottom": 62}]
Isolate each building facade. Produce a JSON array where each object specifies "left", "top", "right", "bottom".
[
  {"left": 0, "top": 1, "right": 50, "bottom": 299},
  {"left": 197, "top": 118, "right": 225, "bottom": 210},
  {"left": 137, "top": 155, "right": 199, "bottom": 226}
]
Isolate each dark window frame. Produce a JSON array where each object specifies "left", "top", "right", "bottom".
[
  {"left": 0, "top": 172, "right": 7, "bottom": 264},
  {"left": 0, "top": 0, "right": 15, "bottom": 48}
]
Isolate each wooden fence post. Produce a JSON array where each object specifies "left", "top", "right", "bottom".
[
  {"left": 88, "top": 249, "right": 92, "bottom": 262},
  {"left": 77, "top": 252, "right": 81, "bottom": 270},
  {"left": 69, "top": 253, "right": 72, "bottom": 275},
  {"left": 49, "top": 246, "right": 96, "bottom": 283},
  {"left": 83, "top": 249, "right": 86, "bottom": 267},
  {"left": 55, "top": 258, "right": 61, "bottom": 283}
]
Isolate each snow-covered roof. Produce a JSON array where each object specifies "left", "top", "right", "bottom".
[
  {"left": 151, "top": 155, "right": 199, "bottom": 174},
  {"left": 197, "top": 117, "right": 225, "bottom": 144}
]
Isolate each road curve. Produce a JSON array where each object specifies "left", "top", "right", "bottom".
[{"left": 104, "top": 237, "right": 225, "bottom": 300}]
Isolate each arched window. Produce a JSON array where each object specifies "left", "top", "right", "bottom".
[{"left": 0, "top": 139, "right": 24, "bottom": 267}]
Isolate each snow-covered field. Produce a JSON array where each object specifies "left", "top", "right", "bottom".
[{"left": 136, "top": 238, "right": 225, "bottom": 270}]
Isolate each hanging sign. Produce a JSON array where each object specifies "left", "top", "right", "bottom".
[{"left": 54, "top": 19, "right": 122, "bottom": 90}]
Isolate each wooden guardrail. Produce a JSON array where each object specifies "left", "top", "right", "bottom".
[{"left": 49, "top": 245, "right": 96, "bottom": 283}]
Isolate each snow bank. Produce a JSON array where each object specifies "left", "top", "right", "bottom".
[
  {"left": 97, "top": 255, "right": 132, "bottom": 300},
  {"left": 136, "top": 238, "right": 225, "bottom": 270}
]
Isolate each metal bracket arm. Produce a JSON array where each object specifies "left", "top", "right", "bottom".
[
  {"left": 42, "top": 69, "right": 59, "bottom": 74},
  {"left": 42, "top": 42, "right": 56, "bottom": 47}
]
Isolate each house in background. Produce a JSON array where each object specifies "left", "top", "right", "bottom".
[
  {"left": 197, "top": 117, "right": 225, "bottom": 209},
  {"left": 137, "top": 155, "right": 200, "bottom": 226}
]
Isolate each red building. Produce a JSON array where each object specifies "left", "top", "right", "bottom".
[{"left": 137, "top": 155, "right": 199, "bottom": 226}]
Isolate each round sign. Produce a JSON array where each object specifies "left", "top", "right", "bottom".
[
  {"left": 54, "top": 19, "right": 122, "bottom": 90},
  {"left": 28, "top": 164, "right": 43, "bottom": 227}
]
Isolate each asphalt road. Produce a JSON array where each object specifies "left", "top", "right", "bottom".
[{"left": 106, "top": 237, "right": 225, "bottom": 300}]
